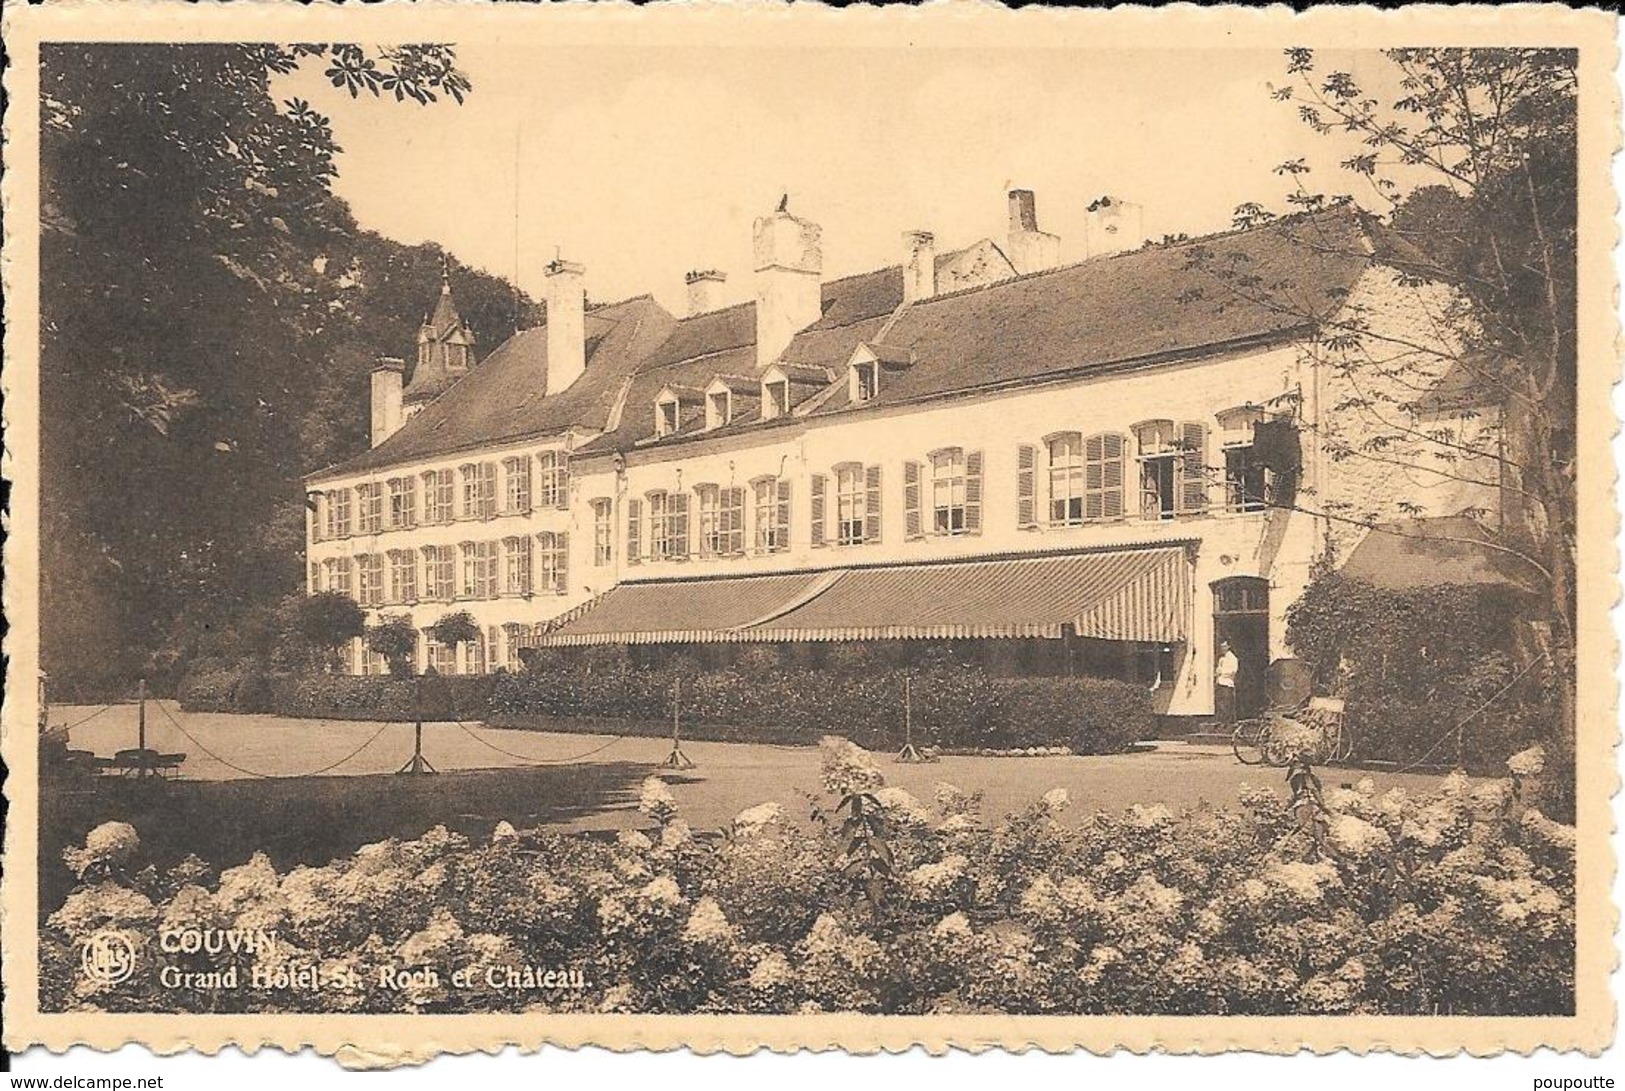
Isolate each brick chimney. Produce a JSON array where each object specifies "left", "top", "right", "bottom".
[
  {"left": 544, "top": 258, "right": 587, "bottom": 395},
  {"left": 370, "top": 358, "right": 405, "bottom": 447},
  {"left": 685, "top": 269, "right": 726, "bottom": 317},
  {"left": 1006, "top": 189, "right": 1061, "bottom": 275},
  {"left": 753, "top": 202, "right": 823, "bottom": 370},
  {"left": 902, "top": 230, "right": 937, "bottom": 304}
]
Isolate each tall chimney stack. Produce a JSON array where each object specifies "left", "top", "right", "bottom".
[
  {"left": 685, "top": 269, "right": 727, "bottom": 317},
  {"left": 753, "top": 201, "right": 823, "bottom": 370},
  {"left": 902, "top": 230, "right": 937, "bottom": 304},
  {"left": 544, "top": 258, "right": 587, "bottom": 395},
  {"left": 1006, "top": 189, "right": 1061, "bottom": 275},
  {"left": 370, "top": 358, "right": 405, "bottom": 447}
]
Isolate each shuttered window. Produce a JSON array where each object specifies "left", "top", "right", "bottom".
[
  {"left": 357, "top": 484, "right": 384, "bottom": 535},
  {"left": 810, "top": 474, "right": 827, "bottom": 547},
  {"left": 388, "top": 477, "right": 417, "bottom": 529},
  {"left": 460, "top": 462, "right": 496, "bottom": 520},
  {"left": 388, "top": 549, "right": 417, "bottom": 604},
  {"left": 1135, "top": 420, "right": 1209, "bottom": 518},
  {"left": 538, "top": 531, "right": 569, "bottom": 594},
  {"left": 1084, "top": 433, "right": 1127, "bottom": 521},
  {"left": 356, "top": 553, "right": 385, "bottom": 606},
  {"left": 753, "top": 477, "right": 790, "bottom": 554},
  {"left": 537, "top": 451, "right": 569, "bottom": 509},
  {"left": 626, "top": 498, "right": 642, "bottom": 565},
  {"left": 904, "top": 461, "right": 924, "bottom": 540},
  {"left": 669, "top": 493, "right": 691, "bottom": 559},
  {"left": 1047, "top": 433, "right": 1084, "bottom": 526},
  {"left": 697, "top": 485, "right": 744, "bottom": 557},
  {"left": 502, "top": 457, "right": 532, "bottom": 515},
  {"left": 503, "top": 536, "right": 533, "bottom": 596},
  {"left": 592, "top": 498, "right": 614, "bottom": 566},
  {"left": 422, "top": 470, "right": 455, "bottom": 524},
  {"left": 329, "top": 488, "right": 353, "bottom": 538},
  {"left": 924, "top": 448, "right": 980, "bottom": 536},
  {"left": 421, "top": 545, "right": 455, "bottom": 600},
  {"left": 460, "top": 541, "right": 499, "bottom": 599}
]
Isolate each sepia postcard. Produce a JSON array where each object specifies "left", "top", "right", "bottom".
[{"left": 2, "top": 0, "right": 1619, "bottom": 1065}]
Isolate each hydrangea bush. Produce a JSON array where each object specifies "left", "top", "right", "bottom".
[{"left": 42, "top": 742, "right": 1573, "bottom": 1015}]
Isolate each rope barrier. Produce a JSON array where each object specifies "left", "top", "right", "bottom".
[
  {"left": 449, "top": 719, "right": 625, "bottom": 765},
  {"left": 57, "top": 704, "right": 117, "bottom": 731},
  {"left": 153, "top": 701, "right": 393, "bottom": 780}
]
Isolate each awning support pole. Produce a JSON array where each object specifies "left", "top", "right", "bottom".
[{"left": 660, "top": 676, "right": 695, "bottom": 770}]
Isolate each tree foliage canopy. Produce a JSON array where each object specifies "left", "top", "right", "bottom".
[{"left": 39, "top": 44, "right": 535, "bottom": 697}]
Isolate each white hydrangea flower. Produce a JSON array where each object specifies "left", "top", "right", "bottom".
[
  {"left": 637, "top": 875, "right": 684, "bottom": 907},
  {"left": 1267, "top": 860, "right": 1339, "bottom": 905},
  {"left": 492, "top": 820, "right": 519, "bottom": 842},
  {"left": 1126, "top": 803, "right": 1173, "bottom": 829},
  {"left": 617, "top": 829, "right": 654, "bottom": 852},
  {"left": 732, "top": 802, "right": 783, "bottom": 836},
  {"left": 906, "top": 854, "right": 969, "bottom": 898},
  {"left": 638, "top": 776, "right": 679, "bottom": 821},
  {"left": 682, "top": 896, "right": 736, "bottom": 944},
  {"left": 819, "top": 736, "right": 886, "bottom": 795},
  {"left": 660, "top": 819, "right": 693, "bottom": 851},
  {"left": 1520, "top": 809, "right": 1577, "bottom": 854},
  {"left": 1327, "top": 813, "right": 1393, "bottom": 859},
  {"left": 933, "top": 912, "right": 974, "bottom": 940},
  {"left": 1040, "top": 788, "right": 1071, "bottom": 816},
  {"left": 63, "top": 822, "right": 141, "bottom": 877},
  {"left": 873, "top": 787, "right": 931, "bottom": 826},
  {"left": 937, "top": 813, "right": 981, "bottom": 835},
  {"left": 1507, "top": 744, "right": 1547, "bottom": 777},
  {"left": 748, "top": 951, "right": 794, "bottom": 991}
]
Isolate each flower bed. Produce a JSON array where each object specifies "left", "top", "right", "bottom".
[{"left": 42, "top": 743, "right": 1573, "bottom": 1016}]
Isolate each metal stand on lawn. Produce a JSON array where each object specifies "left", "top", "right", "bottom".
[
  {"left": 659, "top": 677, "right": 696, "bottom": 770},
  {"left": 896, "top": 675, "right": 930, "bottom": 763},
  {"left": 397, "top": 676, "right": 438, "bottom": 775}
]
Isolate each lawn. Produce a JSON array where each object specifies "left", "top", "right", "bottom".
[{"left": 42, "top": 701, "right": 1470, "bottom": 917}]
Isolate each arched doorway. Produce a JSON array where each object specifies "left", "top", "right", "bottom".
[{"left": 1212, "top": 577, "right": 1269, "bottom": 717}]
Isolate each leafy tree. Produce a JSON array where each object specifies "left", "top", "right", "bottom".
[
  {"left": 428, "top": 611, "right": 481, "bottom": 652},
  {"left": 1179, "top": 48, "right": 1577, "bottom": 806},
  {"left": 39, "top": 44, "right": 535, "bottom": 696},
  {"left": 295, "top": 592, "right": 366, "bottom": 671},
  {"left": 366, "top": 613, "right": 420, "bottom": 677}
]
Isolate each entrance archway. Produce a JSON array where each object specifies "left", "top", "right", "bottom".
[{"left": 1212, "top": 577, "right": 1269, "bottom": 717}]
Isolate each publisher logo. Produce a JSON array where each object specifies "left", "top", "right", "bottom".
[{"left": 81, "top": 929, "right": 138, "bottom": 985}]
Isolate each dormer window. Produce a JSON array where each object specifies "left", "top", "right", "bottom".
[
  {"left": 852, "top": 361, "right": 879, "bottom": 403},
  {"left": 657, "top": 397, "right": 680, "bottom": 438},
  {"left": 707, "top": 390, "right": 730, "bottom": 430},
  {"left": 764, "top": 379, "right": 790, "bottom": 419}
]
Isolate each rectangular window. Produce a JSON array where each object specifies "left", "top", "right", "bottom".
[
  {"left": 853, "top": 362, "right": 879, "bottom": 402},
  {"left": 460, "top": 541, "right": 499, "bottom": 599},
  {"left": 388, "top": 549, "right": 417, "bottom": 604},
  {"left": 753, "top": 478, "right": 789, "bottom": 553},
  {"left": 357, "top": 484, "right": 384, "bottom": 535},
  {"left": 503, "top": 536, "right": 533, "bottom": 596},
  {"left": 424, "top": 633, "right": 457, "bottom": 675},
  {"left": 766, "top": 380, "right": 790, "bottom": 419},
  {"left": 423, "top": 470, "right": 455, "bottom": 524},
  {"left": 538, "top": 532, "right": 569, "bottom": 594},
  {"left": 627, "top": 498, "right": 642, "bottom": 565},
  {"left": 1048, "top": 434, "right": 1084, "bottom": 526},
  {"left": 647, "top": 491, "right": 670, "bottom": 560},
  {"left": 503, "top": 456, "right": 532, "bottom": 515},
  {"left": 835, "top": 464, "right": 880, "bottom": 546},
  {"left": 356, "top": 553, "right": 385, "bottom": 606},
  {"left": 1137, "top": 420, "right": 1209, "bottom": 518},
  {"left": 537, "top": 451, "right": 569, "bottom": 509},
  {"left": 324, "top": 557, "right": 353, "bottom": 596},
  {"left": 930, "top": 449, "right": 967, "bottom": 535},
  {"left": 330, "top": 488, "right": 354, "bottom": 538},
  {"left": 503, "top": 622, "right": 526, "bottom": 671},
  {"left": 658, "top": 400, "right": 679, "bottom": 437},
  {"left": 1225, "top": 444, "right": 1268, "bottom": 512},
  {"left": 707, "top": 391, "right": 729, "bottom": 430},
  {"left": 467, "top": 630, "right": 487, "bottom": 675},
  {"left": 696, "top": 486, "right": 745, "bottom": 557},
  {"left": 311, "top": 494, "right": 328, "bottom": 543},
  {"left": 421, "top": 545, "right": 455, "bottom": 601},
  {"left": 388, "top": 477, "right": 417, "bottom": 529},
  {"left": 592, "top": 498, "right": 613, "bottom": 566},
  {"left": 461, "top": 463, "right": 496, "bottom": 520}
]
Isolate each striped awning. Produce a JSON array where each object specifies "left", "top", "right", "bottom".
[
  {"left": 523, "top": 570, "right": 838, "bottom": 647},
  {"left": 528, "top": 546, "right": 1192, "bottom": 647},
  {"left": 745, "top": 547, "right": 1192, "bottom": 643}
]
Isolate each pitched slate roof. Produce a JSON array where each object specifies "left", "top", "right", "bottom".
[{"left": 308, "top": 294, "right": 676, "bottom": 482}]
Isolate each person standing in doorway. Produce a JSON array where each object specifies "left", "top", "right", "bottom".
[{"left": 1215, "top": 640, "right": 1239, "bottom": 725}]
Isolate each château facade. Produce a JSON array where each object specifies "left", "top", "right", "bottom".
[{"left": 304, "top": 190, "right": 1500, "bottom": 720}]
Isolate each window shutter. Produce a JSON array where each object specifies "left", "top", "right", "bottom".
[
  {"left": 965, "top": 449, "right": 984, "bottom": 534},
  {"left": 810, "top": 474, "right": 827, "bottom": 547},
  {"left": 1016, "top": 444, "right": 1037, "bottom": 528},
  {"left": 1102, "top": 434, "right": 1125, "bottom": 519},
  {"left": 1084, "top": 435, "right": 1105, "bottom": 521},
  {"left": 903, "top": 460, "right": 923, "bottom": 540},
  {"left": 556, "top": 453, "right": 571, "bottom": 510},
  {"left": 555, "top": 531, "right": 569, "bottom": 593},
  {"left": 864, "top": 464, "right": 883, "bottom": 544},
  {"left": 776, "top": 478, "right": 792, "bottom": 545},
  {"left": 627, "top": 498, "right": 642, "bottom": 565},
  {"left": 1177, "top": 421, "right": 1209, "bottom": 514},
  {"left": 670, "top": 493, "right": 690, "bottom": 559}
]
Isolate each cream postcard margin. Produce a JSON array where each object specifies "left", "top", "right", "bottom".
[{"left": 1, "top": 0, "right": 1618, "bottom": 1062}]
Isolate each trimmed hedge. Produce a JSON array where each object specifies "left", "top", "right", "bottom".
[{"left": 178, "top": 662, "right": 1153, "bottom": 754}]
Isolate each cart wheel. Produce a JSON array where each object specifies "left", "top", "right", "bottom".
[{"left": 1232, "top": 719, "right": 1268, "bottom": 765}]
